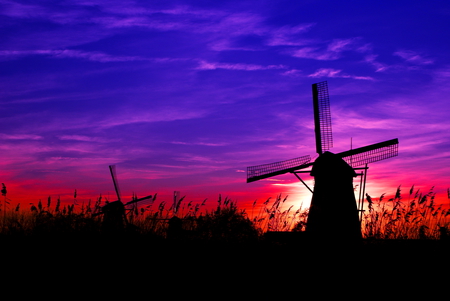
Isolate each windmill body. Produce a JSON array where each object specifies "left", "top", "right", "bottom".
[
  {"left": 101, "top": 200, "right": 127, "bottom": 233},
  {"left": 246, "top": 81, "right": 399, "bottom": 240},
  {"left": 306, "top": 151, "right": 361, "bottom": 240}
]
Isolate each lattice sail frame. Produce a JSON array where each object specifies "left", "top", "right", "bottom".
[
  {"left": 338, "top": 138, "right": 399, "bottom": 167},
  {"left": 247, "top": 155, "right": 311, "bottom": 183},
  {"left": 313, "top": 81, "right": 333, "bottom": 154},
  {"left": 245, "top": 81, "right": 399, "bottom": 184},
  {"left": 109, "top": 165, "right": 122, "bottom": 201}
]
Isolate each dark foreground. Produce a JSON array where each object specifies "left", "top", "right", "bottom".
[
  {"left": 1, "top": 232, "right": 449, "bottom": 295},
  {"left": 2, "top": 232, "right": 449, "bottom": 261}
]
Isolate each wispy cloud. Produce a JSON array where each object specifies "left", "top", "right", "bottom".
[
  {"left": 291, "top": 47, "right": 334, "bottom": 60},
  {"left": 171, "top": 141, "right": 229, "bottom": 147},
  {"left": 266, "top": 24, "right": 315, "bottom": 46},
  {"left": 57, "top": 135, "right": 113, "bottom": 143},
  {"left": 281, "top": 69, "right": 302, "bottom": 76},
  {"left": 195, "top": 60, "right": 287, "bottom": 71},
  {"left": 308, "top": 68, "right": 373, "bottom": 80},
  {"left": 394, "top": 50, "right": 434, "bottom": 65},
  {"left": 327, "top": 38, "right": 359, "bottom": 52},
  {"left": 290, "top": 38, "right": 368, "bottom": 61},
  {"left": 98, "top": 108, "right": 209, "bottom": 129},
  {"left": 0, "top": 133, "right": 43, "bottom": 140},
  {"left": 0, "top": 49, "right": 145, "bottom": 62},
  {"left": 0, "top": 49, "right": 194, "bottom": 65},
  {"left": 88, "top": 4, "right": 263, "bottom": 37},
  {"left": 364, "top": 54, "right": 390, "bottom": 72}
]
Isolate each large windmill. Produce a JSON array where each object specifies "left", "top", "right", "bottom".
[{"left": 247, "top": 81, "right": 398, "bottom": 240}]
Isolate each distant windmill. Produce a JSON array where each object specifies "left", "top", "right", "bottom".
[
  {"left": 247, "top": 81, "right": 399, "bottom": 240},
  {"left": 95, "top": 165, "right": 154, "bottom": 233}
]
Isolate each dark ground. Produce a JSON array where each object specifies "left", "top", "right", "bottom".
[
  {"left": 2, "top": 232, "right": 449, "bottom": 263},
  {"left": 1, "top": 233, "right": 448, "bottom": 296}
]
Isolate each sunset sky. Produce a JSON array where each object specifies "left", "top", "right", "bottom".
[{"left": 1, "top": 1, "right": 449, "bottom": 211}]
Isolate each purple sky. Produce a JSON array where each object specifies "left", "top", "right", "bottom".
[{"left": 1, "top": 1, "right": 450, "bottom": 209}]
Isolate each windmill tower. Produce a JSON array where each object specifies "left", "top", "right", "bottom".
[{"left": 247, "top": 81, "right": 399, "bottom": 241}]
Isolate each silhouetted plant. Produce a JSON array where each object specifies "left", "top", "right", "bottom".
[
  {"left": 249, "top": 194, "right": 308, "bottom": 232},
  {"left": 362, "top": 186, "right": 450, "bottom": 239},
  {"left": 193, "top": 197, "right": 260, "bottom": 243}
]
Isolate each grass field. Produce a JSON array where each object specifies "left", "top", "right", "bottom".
[{"left": 0, "top": 186, "right": 449, "bottom": 249}]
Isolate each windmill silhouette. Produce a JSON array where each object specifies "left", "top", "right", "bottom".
[
  {"left": 247, "top": 81, "right": 399, "bottom": 241},
  {"left": 95, "top": 165, "right": 154, "bottom": 233}
]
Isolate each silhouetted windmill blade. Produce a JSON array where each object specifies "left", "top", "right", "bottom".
[
  {"left": 109, "top": 165, "right": 122, "bottom": 202},
  {"left": 124, "top": 195, "right": 153, "bottom": 206},
  {"left": 247, "top": 155, "right": 311, "bottom": 183},
  {"left": 337, "top": 138, "right": 399, "bottom": 167},
  {"left": 312, "top": 81, "right": 333, "bottom": 155}
]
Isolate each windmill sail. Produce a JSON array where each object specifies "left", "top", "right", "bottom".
[
  {"left": 247, "top": 155, "right": 311, "bottom": 183},
  {"left": 337, "top": 138, "right": 399, "bottom": 167},
  {"left": 246, "top": 82, "right": 398, "bottom": 188},
  {"left": 109, "top": 165, "right": 122, "bottom": 202},
  {"left": 312, "top": 81, "right": 333, "bottom": 154},
  {"left": 124, "top": 194, "right": 153, "bottom": 206}
]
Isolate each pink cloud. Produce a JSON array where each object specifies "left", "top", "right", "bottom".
[
  {"left": 291, "top": 38, "right": 369, "bottom": 61},
  {"left": 57, "top": 135, "right": 112, "bottom": 143},
  {"left": 171, "top": 141, "right": 229, "bottom": 147},
  {"left": 327, "top": 38, "right": 359, "bottom": 52},
  {"left": 365, "top": 54, "right": 390, "bottom": 72},
  {"left": 0, "top": 49, "right": 145, "bottom": 62},
  {"left": 196, "top": 60, "right": 287, "bottom": 71},
  {"left": 266, "top": 24, "right": 315, "bottom": 46},
  {"left": 281, "top": 69, "right": 302, "bottom": 76},
  {"left": 0, "top": 49, "right": 193, "bottom": 64},
  {"left": 291, "top": 47, "right": 337, "bottom": 60},
  {"left": 308, "top": 68, "right": 373, "bottom": 80},
  {"left": 394, "top": 50, "right": 434, "bottom": 65},
  {"left": 0, "top": 134, "right": 42, "bottom": 140}
]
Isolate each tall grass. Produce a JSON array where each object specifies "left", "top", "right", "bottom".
[
  {"left": 1, "top": 195, "right": 104, "bottom": 237},
  {"left": 362, "top": 186, "right": 450, "bottom": 239},
  {"left": 249, "top": 194, "right": 308, "bottom": 233},
  {"left": 1, "top": 186, "right": 449, "bottom": 241}
]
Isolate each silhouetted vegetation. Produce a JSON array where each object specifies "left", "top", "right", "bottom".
[
  {"left": 363, "top": 186, "right": 450, "bottom": 240},
  {"left": 0, "top": 186, "right": 449, "bottom": 245}
]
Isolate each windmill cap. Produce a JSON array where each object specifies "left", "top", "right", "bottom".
[{"left": 310, "top": 151, "right": 357, "bottom": 178}]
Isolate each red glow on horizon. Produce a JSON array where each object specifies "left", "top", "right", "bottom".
[{"left": 3, "top": 176, "right": 449, "bottom": 214}]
